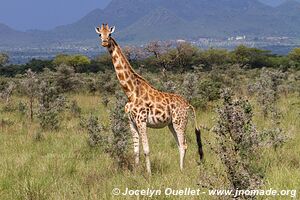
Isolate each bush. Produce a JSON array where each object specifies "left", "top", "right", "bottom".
[
  {"left": 18, "top": 101, "right": 27, "bottom": 116},
  {"left": 37, "top": 81, "right": 66, "bottom": 130},
  {"left": 55, "top": 64, "right": 81, "bottom": 93},
  {"left": 85, "top": 115, "right": 107, "bottom": 147},
  {"left": 96, "top": 70, "right": 118, "bottom": 95},
  {"left": 249, "top": 69, "right": 286, "bottom": 118},
  {"left": 0, "top": 81, "right": 15, "bottom": 103},
  {"left": 213, "top": 88, "right": 262, "bottom": 194},
  {"left": 69, "top": 100, "right": 81, "bottom": 117},
  {"left": 108, "top": 92, "right": 132, "bottom": 169},
  {"left": 21, "top": 69, "right": 39, "bottom": 121}
]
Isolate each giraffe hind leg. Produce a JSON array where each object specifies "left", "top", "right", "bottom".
[{"left": 169, "top": 122, "right": 187, "bottom": 171}]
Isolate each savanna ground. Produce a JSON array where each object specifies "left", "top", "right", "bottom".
[
  {"left": 1, "top": 93, "right": 299, "bottom": 200},
  {"left": 0, "top": 44, "right": 300, "bottom": 199}
]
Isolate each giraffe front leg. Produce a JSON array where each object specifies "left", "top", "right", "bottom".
[
  {"left": 137, "top": 121, "right": 151, "bottom": 174},
  {"left": 129, "top": 119, "right": 140, "bottom": 166}
]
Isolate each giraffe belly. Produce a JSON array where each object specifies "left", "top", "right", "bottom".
[{"left": 146, "top": 115, "right": 171, "bottom": 129}]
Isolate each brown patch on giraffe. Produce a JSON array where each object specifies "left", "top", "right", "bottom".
[
  {"left": 121, "top": 59, "right": 125, "bottom": 65},
  {"left": 127, "top": 80, "right": 134, "bottom": 91},
  {"left": 149, "top": 95, "right": 155, "bottom": 101},
  {"left": 155, "top": 109, "right": 162, "bottom": 115},
  {"left": 116, "top": 64, "right": 123, "bottom": 70},
  {"left": 112, "top": 56, "right": 118, "bottom": 63},
  {"left": 144, "top": 93, "right": 149, "bottom": 101},
  {"left": 156, "top": 96, "right": 162, "bottom": 102},
  {"left": 156, "top": 104, "right": 164, "bottom": 111},
  {"left": 118, "top": 73, "right": 125, "bottom": 81},
  {"left": 140, "top": 87, "right": 145, "bottom": 96},
  {"left": 122, "top": 84, "right": 130, "bottom": 93},
  {"left": 170, "top": 103, "right": 176, "bottom": 109},
  {"left": 124, "top": 71, "right": 129, "bottom": 79},
  {"left": 140, "top": 110, "right": 147, "bottom": 115}
]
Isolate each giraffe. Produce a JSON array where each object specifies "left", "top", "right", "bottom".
[{"left": 95, "top": 24, "right": 203, "bottom": 174}]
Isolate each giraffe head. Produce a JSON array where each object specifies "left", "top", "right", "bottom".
[{"left": 95, "top": 24, "right": 115, "bottom": 47}]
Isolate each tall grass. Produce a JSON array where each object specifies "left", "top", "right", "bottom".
[{"left": 0, "top": 93, "right": 299, "bottom": 199}]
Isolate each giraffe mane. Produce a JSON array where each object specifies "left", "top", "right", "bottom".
[{"left": 110, "top": 37, "right": 158, "bottom": 91}]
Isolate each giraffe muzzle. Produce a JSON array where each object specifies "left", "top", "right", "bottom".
[{"left": 101, "top": 40, "right": 109, "bottom": 47}]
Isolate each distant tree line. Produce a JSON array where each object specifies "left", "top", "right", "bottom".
[{"left": 0, "top": 44, "right": 300, "bottom": 77}]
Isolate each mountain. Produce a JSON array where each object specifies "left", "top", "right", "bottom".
[
  {"left": 52, "top": 0, "right": 300, "bottom": 40},
  {"left": 1, "top": 0, "right": 300, "bottom": 47},
  {"left": 51, "top": 0, "right": 157, "bottom": 40},
  {"left": 0, "top": 23, "right": 33, "bottom": 46},
  {"left": 119, "top": 7, "right": 192, "bottom": 42}
]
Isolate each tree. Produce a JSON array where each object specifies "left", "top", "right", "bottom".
[
  {"left": 55, "top": 64, "right": 81, "bottom": 93},
  {"left": 37, "top": 81, "right": 66, "bottom": 130},
  {"left": 21, "top": 69, "right": 39, "bottom": 121},
  {"left": 288, "top": 48, "right": 300, "bottom": 68},
  {"left": 144, "top": 41, "right": 171, "bottom": 59},
  {"left": 231, "top": 45, "right": 272, "bottom": 68},
  {"left": 199, "top": 48, "right": 230, "bottom": 69},
  {"left": 288, "top": 48, "right": 300, "bottom": 62},
  {"left": 53, "top": 54, "right": 91, "bottom": 72},
  {"left": 0, "top": 53, "right": 9, "bottom": 66},
  {"left": 174, "top": 42, "right": 200, "bottom": 71}
]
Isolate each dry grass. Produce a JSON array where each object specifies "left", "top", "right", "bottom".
[{"left": 0, "top": 93, "right": 299, "bottom": 199}]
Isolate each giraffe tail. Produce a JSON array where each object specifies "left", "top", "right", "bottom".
[{"left": 190, "top": 105, "right": 204, "bottom": 160}]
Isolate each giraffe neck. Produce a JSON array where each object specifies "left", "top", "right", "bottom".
[{"left": 107, "top": 38, "right": 137, "bottom": 99}]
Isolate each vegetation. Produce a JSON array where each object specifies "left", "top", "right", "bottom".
[{"left": 0, "top": 43, "right": 299, "bottom": 199}]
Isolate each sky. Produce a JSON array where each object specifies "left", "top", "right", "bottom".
[{"left": 0, "top": 0, "right": 112, "bottom": 31}]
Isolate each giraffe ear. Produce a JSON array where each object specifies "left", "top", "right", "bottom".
[
  {"left": 110, "top": 26, "right": 115, "bottom": 34},
  {"left": 95, "top": 27, "right": 101, "bottom": 34}
]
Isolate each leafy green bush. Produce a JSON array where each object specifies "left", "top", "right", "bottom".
[{"left": 37, "top": 81, "right": 66, "bottom": 130}]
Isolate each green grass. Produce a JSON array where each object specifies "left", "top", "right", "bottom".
[{"left": 0, "top": 94, "right": 299, "bottom": 199}]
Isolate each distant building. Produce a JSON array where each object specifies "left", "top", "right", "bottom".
[
  {"left": 176, "top": 39, "right": 186, "bottom": 43},
  {"left": 236, "top": 36, "right": 246, "bottom": 40},
  {"left": 228, "top": 35, "right": 246, "bottom": 41}
]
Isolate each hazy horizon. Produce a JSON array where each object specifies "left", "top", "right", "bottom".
[{"left": 0, "top": 0, "right": 112, "bottom": 31}]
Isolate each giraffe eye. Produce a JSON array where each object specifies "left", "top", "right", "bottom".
[
  {"left": 99, "top": 34, "right": 102, "bottom": 37},
  {"left": 109, "top": 33, "right": 112, "bottom": 37}
]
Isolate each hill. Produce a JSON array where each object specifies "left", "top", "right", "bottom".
[{"left": 1, "top": 0, "right": 300, "bottom": 47}]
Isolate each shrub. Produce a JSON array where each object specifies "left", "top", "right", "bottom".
[
  {"left": 181, "top": 72, "right": 199, "bottom": 102},
  {"left": 21, "top": 69, "right": 39, "bottom": 121},
  {"left": 101, "top": 96, "right": 110, "bottom": 107},
  {"left": 97, "top": 70, "right": 118, "bottom": 95},
  {"left": 55, "top": 64, "right": 81, "bottom": 93},
  {"left": 85, "top": 115, "right": 107, "bottom": 147},
  {"left": 108, "top": 92, "right": 132, "bottom": 169},
  {"left": 0, "top": 81, "right": 15, "bottom": 103},
  {"left": 69, "top": 100, "right": 81, "bottom": 117},
  {"left": 37, "top": 81, "right": 66, "bottom": 130},
  {"left": 213, "top": 88, "right": 262, "bottom": 195},
  {"left": 18, "top": 101, "right": 27, "bottom": 116},
  {"left": 249, "top": 69, "right": 286, "bottom": 118}
]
